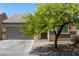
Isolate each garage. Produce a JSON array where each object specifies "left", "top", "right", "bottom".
[
  {"left": 2, "top": 14, "right": 34, "bottom": 40},
  {"left": 6, "top": 27, "right": 33, "bottom": 39}
]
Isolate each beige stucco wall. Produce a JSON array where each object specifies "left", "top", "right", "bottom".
[
  {"left": 34, "top": 31, "right": 74, "bottom": 42},
  {"left": 2, "top": 25, "right": 6, "bottom": 39}
]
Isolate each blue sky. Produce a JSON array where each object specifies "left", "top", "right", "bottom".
[{"left": 0, "top": 3, "right": 36, "bottom": 17}]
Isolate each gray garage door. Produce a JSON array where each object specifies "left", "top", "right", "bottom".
[{"left": 6, "top": 27, "right": 33, "bottom": 39}]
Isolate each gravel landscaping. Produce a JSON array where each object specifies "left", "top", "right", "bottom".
[
  {"left": 30, "top": 44, "right": 79, "bottom": 56},
  {"left": 47, "top": 51, "right": 79, "bottom": 56}
]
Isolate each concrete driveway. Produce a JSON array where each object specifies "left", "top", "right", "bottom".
[{"left": 0, "top": 40, "right": 34, "bottom": 56}]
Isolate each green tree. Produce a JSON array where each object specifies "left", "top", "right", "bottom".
[
  {"left": 22, "top": 13, "right": 47, "bottom": 40},
  {"left": 22, "top": 3, "right": 79, "bottom": 49}
]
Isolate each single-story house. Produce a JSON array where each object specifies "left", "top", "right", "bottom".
[{"left": 0, "top": 13, "right": 77, "bottom": 43}]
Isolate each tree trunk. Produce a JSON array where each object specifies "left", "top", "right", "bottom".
[
  {"left": 54, "top": 25, "right": 64, "bottom": 49},
  {"left": 54, "top": 35, "right": 59, "bottom": 49}
]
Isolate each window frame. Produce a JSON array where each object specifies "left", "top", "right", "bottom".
[{"left": 61, "top": 26, "right": 69, "bottom": 34}]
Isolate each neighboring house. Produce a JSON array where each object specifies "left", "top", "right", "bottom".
[
  {"left": 0, "top": 13, "right": 7, "bottom": 40},
  {"left": 1, "top": 13, "right": 77, "bottom": 42}
]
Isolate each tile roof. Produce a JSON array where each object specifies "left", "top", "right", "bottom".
[{"left": 3, "top": 14, "right": 26, "bottom": 23}]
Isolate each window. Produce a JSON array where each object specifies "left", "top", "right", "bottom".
[
  {"left": 61, "top": 26, "right": 69, "bottom": 34},
  {"left": 40, "top": 33, "right": 47, "bottom": 39}
]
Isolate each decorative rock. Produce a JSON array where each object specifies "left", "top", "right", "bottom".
[{"left": 47, "top": 51, "right": 79, "bottom": 56}]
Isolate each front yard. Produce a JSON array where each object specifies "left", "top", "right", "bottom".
[{"left": 0, "top": 39, "right": 79, "bottom": 56}]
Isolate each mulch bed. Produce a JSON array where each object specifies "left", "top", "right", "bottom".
[{"left": 30, "top": 44, "right": 79, "bottom": 56}]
